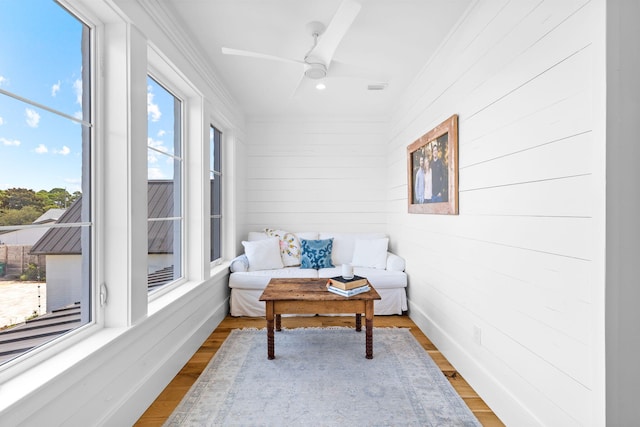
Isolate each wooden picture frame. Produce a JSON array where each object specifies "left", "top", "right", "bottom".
[{"left": 407, "top": 114, "right": 458, "bottom": 214}]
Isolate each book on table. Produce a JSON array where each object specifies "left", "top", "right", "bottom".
[
  {"left": 326, "top": 284, "right": 371, "bottom": 297},
  {"left": 327, "top": 275, "right": 368, "bottom": 290}
]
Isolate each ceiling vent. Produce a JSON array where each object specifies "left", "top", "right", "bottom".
[{"left": 367, "top": 83, "right": 387, "bottom": 91}]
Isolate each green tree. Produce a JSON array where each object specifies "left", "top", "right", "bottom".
[
  {"left": 0, "top": 188, "right": 43, "bottom": 211},
  {"left": 48, "top": 187, "right": 72, "bottom": 208},
  {"left": 36, "top": 190, "right": 56, "bottom": 211},
  {"left": 0, "top": 206, "right": 42, "bottom": 226}
]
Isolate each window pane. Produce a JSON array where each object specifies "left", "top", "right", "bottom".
[
  {"left": 211, "top": 174, "right": 221, "bottom": 216},
  {"left": 0, "top": 0, "right": 88, "bottom": 120},
  {"left": 147, "top": 77, "right": 182, "bottom": 292},
  {"left": 210, "top": 126, "right": 221, "bottom": 263},
  {"left": 1, "top": 97, "right": 86, "bottom": 191},
  {"left": 148, "top": 219, "right": 181, "bottom": 290},
  {"left": 0, "top": 0, "right": 91, "bottom": 365}
]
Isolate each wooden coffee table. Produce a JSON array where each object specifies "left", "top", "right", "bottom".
[{"left": 259, "top": 278, "right": 381, "bottom": 359}]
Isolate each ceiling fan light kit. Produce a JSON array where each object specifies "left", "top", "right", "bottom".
[{"left": 304, "top": 62, "right": 327, "bottom": 79}]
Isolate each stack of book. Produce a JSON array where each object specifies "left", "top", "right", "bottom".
[{"left": 326, "top": 275, "right": 370, "bottom": 297}]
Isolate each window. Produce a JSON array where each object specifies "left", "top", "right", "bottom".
[
  {"left": 0, "top": 0, "right": 92, "bottom": 365},
  {"left": 210, "top": 126, "right": 222, "bottom": 263},
  {"left": 147, "top": 76, "right": 183, "bottom": 291}
]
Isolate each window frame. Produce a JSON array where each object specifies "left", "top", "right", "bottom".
[
  {"left": 210, "top": 125, "right": 223, "bottom": 266},
  {"left": 0, "top": 0, "right": 99, "bottom": 379},
  {"left": 145, "top": 71, "right": 187, "bottom": 298}
]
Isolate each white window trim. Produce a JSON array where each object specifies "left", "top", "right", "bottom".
[
  {"left": 146, "top": 73, "right": 187, "bottom": 297},
  {"left": 0, "top": 0, "right": 100, "bottom": 382}
]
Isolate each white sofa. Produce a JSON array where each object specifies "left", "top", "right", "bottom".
[{"left": 228, "top": 230, "right": 408, "bottom": 317}]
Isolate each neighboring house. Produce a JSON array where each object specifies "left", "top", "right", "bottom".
[
  {"left": 0, "top": 209, "right": 65, "bottom": 278},
  {"left": 30, "top": 181, "right": 175, "bottom": 312},
  {"left": 0, "top": 209, "right": 66, "bottom": 246}
]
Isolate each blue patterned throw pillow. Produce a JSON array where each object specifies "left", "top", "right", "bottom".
[{"left": 300, "top": 238, "right": 334, "bottom": 269}]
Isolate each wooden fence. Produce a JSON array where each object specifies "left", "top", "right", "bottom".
[{"left": 0, "top": 245, "right": 46, "bottom": 279}]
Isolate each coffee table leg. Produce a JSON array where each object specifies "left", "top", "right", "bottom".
[
  {"left": 355, "top": 313, "right": 362, "bottom": 332},
  {"left": 365, "top": 300, "right": 374, "bottom": 359},
  {"left": 266, "top": 301, "right": 275, "bottom": 360}
]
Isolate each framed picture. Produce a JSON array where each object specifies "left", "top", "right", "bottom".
[{"left": 407, "top": 114, "right": 458, "bottom": 214}]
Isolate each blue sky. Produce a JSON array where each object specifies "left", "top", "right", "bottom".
[
  {"left": 0, "top": 0, "right": 85, "bottom": 193},
  {"left": 0, "top": 0, "right": 175, "bottom": 194}
]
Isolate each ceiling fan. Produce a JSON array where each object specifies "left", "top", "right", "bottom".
[{"left": 221, "top": 0, "right": 386, "bottom": 94}]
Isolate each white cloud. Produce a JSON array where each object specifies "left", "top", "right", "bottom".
[
  {"left": 63, "top": 178, "right": 82, "bottom": 193},
  {"left": 52, "top": 80, "right": 61, "bottom": 97},
  {"left": 1, "top": 137, "right": 20, "bottom": 146},
  {"left": 0, "top": 75, "right": 6, "bottom": 86},
  {"left": 25, "top": 108, "right": 40, "bottom": 128},
  {"left": 147, "top": 86, "right": 161, "bottom": 122},
  {"left": 73, "top": 78, "right": 82, "bottom": 105},
  {"left": 157, "top": 129, "right": 166, "bottom": 137},
  {"left": 54, "top": 146, "right": 71, "bottom": 155},
  {"left": 73, "top": 111, "right": 83, "bottom": 121},
  {"left": 148, "top": 137, "right": 167, "bottom": 152},
  {"left": 0, "top": 116, "right": 4, "bottom": 126},
  {"left": 35, "top": 144, "right": 48, "bottom": 154}
]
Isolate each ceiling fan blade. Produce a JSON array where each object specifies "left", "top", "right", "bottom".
[
  {"left": 221, "top": 47, "right": 306, "bottom": 66},
  {"left": 308, "top": 0, "right": 362, "bottom": 65},
  {"left": 290, "top": 72, "right": 308, "bottom": 99}
]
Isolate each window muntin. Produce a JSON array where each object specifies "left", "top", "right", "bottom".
[
  {"left": 210, "top": 126, "right": 222, "bottom": 263},
  {"left": 0, "top": 0, "right": 92, "bottom": 365},
  {"left": 147, "top": 76, "right": 182, "bottom": 291}
]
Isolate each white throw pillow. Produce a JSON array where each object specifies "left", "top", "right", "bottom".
[
  {"left": 351, "top": 238, "right": 389, "bottom": 270},
  {"left": 264, "top": 228, "right": 301, "bottom": 267},
  {"left": 242, "top": 238, "right": 284, "bottom": 271}
]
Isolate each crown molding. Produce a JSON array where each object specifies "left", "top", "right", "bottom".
[{"left": 136, "top": 0, "right": 245, "bottom": 130}]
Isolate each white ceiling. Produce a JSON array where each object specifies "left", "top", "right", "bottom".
[{"left": 161, "top": 0, "right": 472, "bottom": 118}]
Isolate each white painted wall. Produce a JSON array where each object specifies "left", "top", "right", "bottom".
[
  {"left": 46, "top": 255, "right": 82, "bottom": 312},
  {"left": 387, "top": 1, "right": 606, "bottom": 425},
  {"left": 241, "top": 117, "right": 389, "bottom": 239}
]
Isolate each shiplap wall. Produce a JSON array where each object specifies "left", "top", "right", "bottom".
[
  {"left": 241, "top": 118, "right": 388, "bottom": 238},
  {"left": 387, "top": 1, "right": 605, "bottom": 426}
]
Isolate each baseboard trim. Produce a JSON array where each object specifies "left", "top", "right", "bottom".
[{"left": 408, "top": 300, "right": 537, "bottom": 426}]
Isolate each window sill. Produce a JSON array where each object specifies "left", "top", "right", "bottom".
[
  {"left": 148, "top": 261, "right": 230, "bottom": 316},
  {"left": 0, "top": 262, "right": 230, "bottom": 414}
]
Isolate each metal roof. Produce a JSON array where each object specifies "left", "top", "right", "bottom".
[
  {"left": 0, "top": 303, "right": 81, "bottom": 365},
  {"left": 30, "top": 181, "right": 176, "bottom": 255},
  {"left": 29, "top": 201, "right": 82, "bottom": 255}
]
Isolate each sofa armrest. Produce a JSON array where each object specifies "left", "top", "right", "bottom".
[
  {"left": 230, "top": 254, "right": 249, "bottom": 273},
  {"left": 386, "top": 252, "right": 406, "bottom": 272}
]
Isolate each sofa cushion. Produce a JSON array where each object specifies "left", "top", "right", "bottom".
[
  {"left": 352, "top": 238, "right": 389, "bottom": 270},
  {"left": 241, "top": 238, "right": 284, "bottom": 271},
  {"left": 300, "top": 238, "right": 334, "bottom": 269},
  {"left": 318, "top": 232, "right": 387, "bottom": 265},
  {"left": 229, "top": 267, "right": 318, "bottom": 290}
]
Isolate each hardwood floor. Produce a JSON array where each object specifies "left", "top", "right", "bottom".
[{"left": 135, "top": 315, "right": 505, "bottom": 426}]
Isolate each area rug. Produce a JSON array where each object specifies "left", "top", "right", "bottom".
[{"left": 164, "top": 328, "right": 481, "bottom": 426}]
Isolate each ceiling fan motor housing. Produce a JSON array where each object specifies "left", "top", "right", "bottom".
[{"left": 304, "top": 62, "right": 327, "bottom": 79}]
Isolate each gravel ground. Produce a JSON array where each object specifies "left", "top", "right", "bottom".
[{"left": 0, "top": 281, "right": 46, "bottom": 329}]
